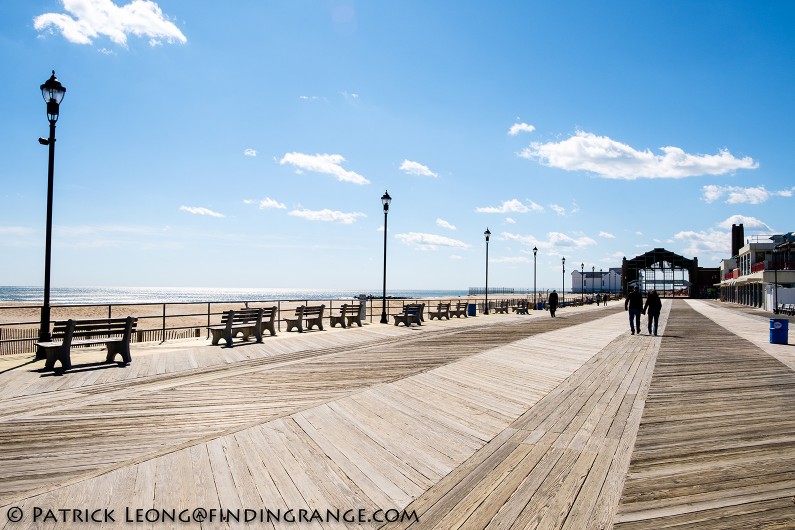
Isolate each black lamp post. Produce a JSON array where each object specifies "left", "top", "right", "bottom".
[
  {"left": 379, "top": 191, "right": 391, "bottom": 324},
  {"left": 600, "top": 268, "right": 603, "bottom": 295},
  {"left": 533, "top": 246, "right": 538, "bottom": 310},
  {"left": 484, "top": 228, "right": 491, "bottom": 315},
  {"left": 561, "top": 256, "right": 566, "bottom": 306},
  {"left": 581, "top": 262, "right": 584, "bottom": 302},
  {"left": 592, "top": 265, "right": 595, "bottom": 296},
  {"left": 37, "top": 71, "right": 66, "bottom": 355}
]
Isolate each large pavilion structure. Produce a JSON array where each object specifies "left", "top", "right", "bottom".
[{"left": 621, "top": 248, "right": 719, "bottom": 298}]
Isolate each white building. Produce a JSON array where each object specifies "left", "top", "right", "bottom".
[{"left": 571, "top": 267, "right": 621, "bottom": 296}]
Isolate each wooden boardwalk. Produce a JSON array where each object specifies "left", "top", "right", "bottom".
[{"left": 0, "top": 300, "right": 794, "bottom": 529}]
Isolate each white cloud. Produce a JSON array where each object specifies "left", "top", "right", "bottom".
[
  {"left": 674, "top": 229, "right": 729, "bottom": 256},
  {"left": 599, "top": 231, "right": 616, "bottom": 239},
  {"left": 449, "top": 254, "right": 463, "bottom": 260},
  {"left": 549, "top": 204, "right": 566, "bottom": 216},
  {"left": 476, "top": 199, "right": 542, "bottom": 214},
  {"left": 701, "top": 184, "right": 793, "bottom": 204},
  {"left": 340, "top": 91, "right": 359, "bottom": 99},
  {"left": 179, "top": 206, "right": 224, "bottom": 218},
  {"left": 34, "top": 0, "right": 187, "bottom": 47},
  {"left": 508, "top": 122, "right": 536, "bottom": 136},
  {"left": 400, "top": 160, "right": 438, "bottom": 177},
  {"left": 505, "top": 217, "right": 516, "bottom": 224},
  {"left": 244, "top": 148, "right": 257, "bottom": 157},
  {"left": 395, "top": 232, "right": 470, "bottom": 251},
  {"left": 280, "top": 153, "right": 369, "bottom": 185},
  {"left": 436, "top": 218, "right": 456, "bottom": 230},
  {"left": 299, "top": 95, "right": 326, "bottom": 102},
  {"left": 259, "top": 197, "right": 286, "bottom": 210},
  {"left": 716, "top": 215, "right": 773, "bottom": 231},
  {"left": 520, "top": 130, "right": 758, "bottom": 179},
  {"left": 288, "top": 208, "right": 365, "bottom": 224},
  {"left": 501, "top": 231, "right": 596, "bottom": 250}
]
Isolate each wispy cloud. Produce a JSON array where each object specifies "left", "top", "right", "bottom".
[
  {"left": 508, "top": 122, "right": 535, "bottom": 136},
  {"left": 400, "top": 160, "right": 438, "bottom": 177},
  {"left": 436, "top": 218, "right": 456, "bottom": 230},
  {"left": 520, "top": 130, "right": 758, "bottom": 179},
  {"left": 34, "top": 0, "right": 187, "bottom": 47},
  {"left": 298, "top": 95, "right": 326, "bottom": 102},
  {"left": 549, "top": 204, "right": 566, "bottom": 216},
  {"left": 702, "top": 184, "right": 793, "bottom": 204},
  {"left": 288, "top": 208, "right": 365, "bottom": 224},
  {"left": 395, "top": 232, "right": 470, "bottom": 251},
  {"left": 179, "top": 206, "right": 224, "bottom": 218},
  {"left": 599, "top": 231, "right": 616, "bottom": 239},
  {"left": 501, "top": 231, "right": 597, "bottom": 250},
  {"left": 505, "top": 217, "right": 516, "bottom": 224},
  {"left": 280, "top": 153, "right": 370, "bottom": 185},
  {"left": 244, "top": 148, "right": 257, "bottom": 157},
  {"left": 493, "top": 256, "right": 531, "bottom": 264},
  {"left": 476, "top": 199, "right": 543, "bottom": 214}
]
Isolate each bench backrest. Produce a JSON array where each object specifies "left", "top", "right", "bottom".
[
  {"left": 221, "top": 308, "right": 263, "bottom": 325},
  {"left": 341, "top": 303, "right": 363, "bottom": 315},
  {"left": 52, "top": 317, "right": 137, "bottom": 348},
  {"left": 437, "top": 302, "right": 450, "bottom": 310},
  {"left": 296, "top": 305, "right": 325, "bottom": 318},
  {"left": 456, "top": 301, "right": 468, "bottom": 309}
]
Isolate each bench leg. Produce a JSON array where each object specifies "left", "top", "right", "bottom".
[
  {"left": 265, "top": 323, "right": 276, "bottom": 336},
  {"left": 42, "top": 346, "right": 59, "bottom": 370},
  {"left": 210, "top": 329, "right": 223, "bottom": 346},
  {"left": 106, "top": 341, "right": 132, "bottom": 364},
  {"left": 56, "top": 346, "right": 72, "bottom": 371}
]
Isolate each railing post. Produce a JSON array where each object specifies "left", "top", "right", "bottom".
[
  {"left": 207, "top": 302, "right": 211, "bottom": 339},
  {"left": 161, "top": 303, "right": 166, "bottom": 343}
]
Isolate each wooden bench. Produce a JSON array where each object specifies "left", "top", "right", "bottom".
[
  {"left": 450, "top": 301, "right": 469, "bottom": 318},
  {"left": 394, "top": 303, "right": 424, "bottom": 327},
  {"left": 403, "top": 302, "right": 425, "bottom": 322},
  {"left": 512, "top": 300, "right": 529, "bottom": 315},
  {"left": 286, "top": 304, "right": 325, "bottom": 332},
  {"left": 207, "top": 307, "right": 275, "bottom": 347},
  {"left": 36, "top": 317, "right": 137, "bottom": 371},
  {"left": 428, "top": 302, "right": 451, "bottom": 320},
  {"left": 494, "top": 300, "right": 510, "bottom": 314},
  {"left": 330, "top": 303, "right": 364, "bottom": 328}
]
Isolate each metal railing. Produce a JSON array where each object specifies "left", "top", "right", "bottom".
[{"left": 0, "top": 295, "right": 521, "bottom": 356}]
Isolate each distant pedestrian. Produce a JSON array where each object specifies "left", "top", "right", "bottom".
[
  {"left": 595, "top": 293, "right": 601, "bottom": 305},
  {"left": 643, "top": 289, "right": 662, "bottom": 336},
  {"left": 603, "top": 294, "right": 608, "bottom": 306},
  {"left": 624, "top": 286, "right": 643, "bottom": 335},
  {"left": 548, "top": 290, "right": 559, "bottom": 318}
]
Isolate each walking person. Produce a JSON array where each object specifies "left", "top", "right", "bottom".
[
  {"left": 548, "top": 289, "right": 559, "bottom": 318},
  {"left": 643, "top": 289, "right": 662, "bottom": 336},
  {"left": 624, "top": 286, "right": 643, "bottom": 335}
]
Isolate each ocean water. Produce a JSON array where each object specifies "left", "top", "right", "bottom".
[{"left": 0, "top": 286, "right": 472, "bottom": 305}]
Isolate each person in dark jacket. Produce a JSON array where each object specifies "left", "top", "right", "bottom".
[
  {"left": 643, "top": 289, "right": 662, "bottom": 336},
  {"left": 624, "top": 286, "right": 643, "bottom": 335},
  {"left": 548, "top": 290, "right": 559, "bottom": 317}
]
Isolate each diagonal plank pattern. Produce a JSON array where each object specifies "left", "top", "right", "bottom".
[
  {"left": 0, "top": 305, "right": 632, "bottom": 530},
  {"left": 614, "top": 300, "right": 795, "bottom": 529},
  {"left": 0, "top": 307, "right": 620, "bottom": 507}
]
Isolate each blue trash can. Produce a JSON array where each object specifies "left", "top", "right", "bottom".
[
  {"left": 467, "top": 303, "right": 477, "bottom": 317},
  {"left": 770, "top": 318, "right": 789, "bottom": 345},
  {"left": 536, "top": 302, "right": 544, "bottom": 311}
]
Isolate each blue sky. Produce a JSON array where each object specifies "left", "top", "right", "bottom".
[{"left": 1, "top": 1, "right": 793, "bottom": 291}]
